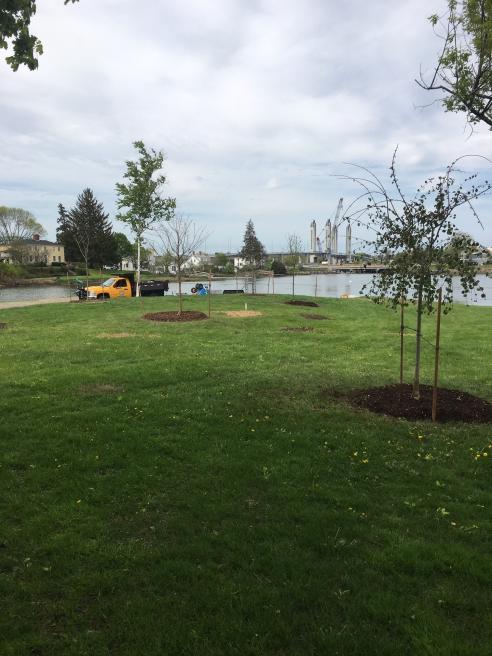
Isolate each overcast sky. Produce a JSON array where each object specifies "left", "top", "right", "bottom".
[{"left": 1, "top": 0, "right": 492, "bottom": 252}]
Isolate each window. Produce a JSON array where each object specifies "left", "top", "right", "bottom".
[{"left": 114, "top": 279, "right": 127, "bottom": 288}]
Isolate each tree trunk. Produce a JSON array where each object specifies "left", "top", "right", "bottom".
[
  {"left": 178, "top": 264, "right": 182, "bottom": 314},
  {"left": 85, "top": 255, "right": 89, "bottom": 299},
  {"left": 136, "top": 237, "right": 141, "bottom": 297},
  {"left": 413, "top": 284, "right": 424, "bottom": 400}
]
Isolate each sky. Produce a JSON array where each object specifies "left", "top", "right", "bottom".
[{"left": 1, "top": 0, "right": 492, "bottom": 253}]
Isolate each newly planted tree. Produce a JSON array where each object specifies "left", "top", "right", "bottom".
[
  {"left": 285, "top": 233, "right": 302, "bottom": 297},
  {"left": 239, "top": 220, "right": 265, "bottom": 294},
  {"left": 344, "top": 152, "right": 491, "bottom": 399},
  {"left": 116, "top": 141, "right": 175, "bottom": 296},
  {"left": 154, "top": 215, "right": 207, "bottom": 314}
]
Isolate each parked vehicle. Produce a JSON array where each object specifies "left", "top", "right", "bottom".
[{"left": 76, "top": 273, "right": 169, "bottom": 300}]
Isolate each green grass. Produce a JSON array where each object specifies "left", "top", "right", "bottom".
[{"left": 0, "top": 295, "right": 491, "bottom": 656}]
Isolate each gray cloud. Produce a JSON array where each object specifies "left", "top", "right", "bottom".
[{"left": 0, "top": 0, "right": 491, "bottom": 252}]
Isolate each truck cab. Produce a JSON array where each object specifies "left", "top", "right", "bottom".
[
  {"left": 81, "top": 276, "right": 132, "bottom": 300},
  {"left": 76, "top": 274, "right": 168, "bottom": 300}
]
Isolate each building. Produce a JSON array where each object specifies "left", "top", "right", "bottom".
[
  {"left": 0, "top": 234, "right": 65, "bottom": 264},
  {"left": 183, "top": 251, "right": 214, "bottom": 270}
]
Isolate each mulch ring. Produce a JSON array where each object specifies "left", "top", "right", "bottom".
[
  {"left": 348, "top": 383, "right": 492, "bottom": 423},
  {"left": 143, "top": 311, "right": 208, "bottom": 323},
  {"left": 285, "top": 300, "right": 319, "bottom": 307},
  {"left": 281, "top": 326, "right": 314, "bottom": 332},
  {"left": 300, "top": 313, "right": 331, "bottom": 321}
]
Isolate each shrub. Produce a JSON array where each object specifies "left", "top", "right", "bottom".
[
  {"left": 0, "top": 262, "right": 25, "bottom": 283},
  {"left": 271, "top": 260, "right": 287, "bottom": 275}
]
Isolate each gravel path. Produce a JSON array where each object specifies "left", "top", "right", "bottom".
[{"left": 0, "top": 297, "right": 72, "bottom": 310}]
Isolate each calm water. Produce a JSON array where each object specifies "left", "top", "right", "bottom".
[
  {"left": 169, "top": 273, "right": 492, "bottom": 306},
  {"left": 1, "top": 274, "right": 491, "bottom": 305}
]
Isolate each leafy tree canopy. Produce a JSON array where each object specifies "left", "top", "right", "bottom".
[
  {"left": 0, "top": 206, "right": 46, "bottom": 243},
  {"left": 116, "top": 141, "right": 176, "bottom": 238},
  {"left": 214, "top": 252, "right": 229, "bottom": 267},
  {"left": 113, "top": 232, "right": 134, "bottom": 266},
  {"left": 419, "top": 0, "right": 492, "bottom": 127},
  {"left": 0, "top": 1, "right": 78, "bottom": 71}
]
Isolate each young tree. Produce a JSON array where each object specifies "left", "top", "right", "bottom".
[
  {"left": 154, "top": 215, "right": 207, "bottom": 314},
  {"left": 239, "top": 220, "right": 266, "bottom": 269},
  {"left": 0, "top": 206, "right": 46, "bottom": 243},
  {"left": 116, "top": 141, "right": 175, "bottom": 297},
  {"left": 344, "top": 152, "right": 491, "bottom": 399},
  {"left": 0, "top": 1, "right": 79, "bottom": 71},
  {"left": 418, "top": 0, "right": 492, "bottom": 128},
  {"left": 285, "top": 233, "right": 302, "bottom": 297},
  {"left": 57, "top": 190, "right": 118, "bottom": 268}
]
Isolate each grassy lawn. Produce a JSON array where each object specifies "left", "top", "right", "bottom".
[{"left": 0, "top": 295, "right": 491, "bottom": 655}]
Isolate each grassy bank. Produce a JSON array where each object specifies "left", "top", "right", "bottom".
[{"left": 0, "top": 295, "right": 491, "bottom": 655}]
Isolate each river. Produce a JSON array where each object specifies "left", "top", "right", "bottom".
[{"left": 1, "top": 273, "right": 490, "bottom": 306}]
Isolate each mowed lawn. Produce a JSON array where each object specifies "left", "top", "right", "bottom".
[{"left": 0, "top": 294, "right": 491, "bottom": 656}]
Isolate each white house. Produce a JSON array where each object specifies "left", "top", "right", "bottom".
[{"left": 183, "top": 251, "right": 213, "bottom": 270}]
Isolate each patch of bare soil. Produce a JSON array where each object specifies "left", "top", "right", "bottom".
[
  {"left": 97, "top": 332, "right": 135, "bottom": 339},
  {"left": 300, "top": 313, "right": 331, "bottom": 320},
  {"left": 225, "top": 311, "right": 263, "bottom": 318},
  {"left": 348, "top": 383, "right": 492, "bottom": 423},
  {"left": 143, "top": 311, "right": 208, "bottom": 322},
  {"left": 285, "top": 300, "right": 319, "bottom": 307},
  {"left": 281, "top": 326, "right": 314, "bottom": 332},
  {"left": 78, "top": 383, "right": 125, "bottom": 396}
]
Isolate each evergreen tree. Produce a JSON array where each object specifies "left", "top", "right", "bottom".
[
  {"left": 56, "top": 203, "right": 78, "bottom": 262},
  {"left": 239, "top": 220, "right": 266, "bottom": 268},
  {"left": 57, "top": 189, "right": 118, "bottom": 267}
]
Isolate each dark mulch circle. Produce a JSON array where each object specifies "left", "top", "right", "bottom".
[
  {"left": 281, "top": 326, "right": 314, "bottom": 332},
  {"left": 348, "top": 383, "right": 492, "bottom": 423},
  {"left": 143, "top": 311, "right": 208, "bottom": 323},
  {"left": 300, "top": 313, "right": 330, "bottom": 321},
  {"left": 285, "top": 300, "right": 319, "bottom": 307},
  {"left": 0, "top": 323, "right": 6, "bottom": 329}
]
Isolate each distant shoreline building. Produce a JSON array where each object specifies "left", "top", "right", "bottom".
[{"left": 0, "top": 234, "right": 65, "bottom": 265}]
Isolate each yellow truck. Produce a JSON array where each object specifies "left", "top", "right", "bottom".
[{"left": 76, "top": 273, "right": 169, "bottom": 300}]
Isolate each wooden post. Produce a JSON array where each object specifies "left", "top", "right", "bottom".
[
  {"left": 399, "top": 296, "right": 405, "bottom": 386},
  {"left": 208, "top": 270, "right": 212, "bottom": 318},
  {"left": 432, "top": 288, "right": 443, "bottom": 423}
]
